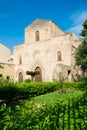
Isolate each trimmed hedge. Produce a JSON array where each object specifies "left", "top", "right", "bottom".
[
  {"left": 64, "top": 82, "right": 87, "bottom": 90},
  {"left": 0, "top": 91, "right": 87, "bottom": 130},
  {"left": 0, "top": 81, "right": 86, "bottom": 102}
]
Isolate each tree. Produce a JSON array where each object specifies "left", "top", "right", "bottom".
[
  {"left": 75, "top": 19, "right": 87, "bottom": 77},
  {"left": 26, "top": 71, "right": 40, "bottom": 82},
  {"left": 80, "top": 19, "right": 87, "bottom": 37}
]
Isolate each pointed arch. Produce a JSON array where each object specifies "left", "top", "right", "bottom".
[
  {"left": 15, "top": 68, "right": 24, "bottom": 82},
  {"left": 35, "top": 66, "right": 42, "bottom": 82},
  {"left": 19, "top": 72, "right": 23, "bottom": 82},
  {"left": 30, "top": 60, "right": 45, "bottom": 81}
]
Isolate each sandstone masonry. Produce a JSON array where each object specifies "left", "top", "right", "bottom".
[{"left": 13, "top": 19, "right": 80, "bottom": 82}]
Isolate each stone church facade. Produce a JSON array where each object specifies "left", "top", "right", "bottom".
[{"left": 14, "top": 19, "right": 80, "bottom": 82}]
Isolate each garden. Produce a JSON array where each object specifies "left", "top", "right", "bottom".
[{"left": 0, "top": 79, "right": 87, "bottom": 130}]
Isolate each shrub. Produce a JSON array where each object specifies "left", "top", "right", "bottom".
[
  {"left": 0, "top": 81, "right": 86, "bottom": 102},
  {"left": 0, "top": 82, "right": 19, "bottom": 102},
  {"left": 77, "top": 75, "right": 87, "bottom": 82},
  {"left": 0, "top": 91, "right": 87, "bottom": 130},
  {"left": 24, "top": 78, "right": 31, "bottom": 83}
]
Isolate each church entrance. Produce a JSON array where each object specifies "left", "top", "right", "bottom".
[
  {"left": 35, "top": 66, "right": 42, "bottom": 82},
  {"left": 19, "top": 72, "right": 23, "bottom": 82}
]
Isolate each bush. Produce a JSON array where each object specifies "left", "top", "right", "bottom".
[
  {"left": 24, "top": 78, "right": 31, "bottom": 83},
  {"left": 64, "top": 82, "right": 86, "bottom": 89},
  {"left": 0, "top": 81, "right": 86, "bottom": 102},
  {"left": 0, "top": 82, "right": 19, "bottom": 102},
  {"left": 0, "top": 91, "right": 87, "bottom": 130},
  {"left": 77, "top": 75, "right": 87, "bottom": 82}
]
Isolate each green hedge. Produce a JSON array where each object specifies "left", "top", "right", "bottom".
[
  {"left": 0, "top": 81, "right": 86, "bottom": 102},
  {"left": 64, "top": 82, "right": 87, "bottom": 90},
  {"left": 0, "top": 91, "right": 87, "bottom": 130},
  {"left": 0, "top": 82, "right": 59, "bottom": 102}
]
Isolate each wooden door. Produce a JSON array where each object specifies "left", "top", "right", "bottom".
[{"left": 35, "top": 66, "right": 42, "bottom": 82}]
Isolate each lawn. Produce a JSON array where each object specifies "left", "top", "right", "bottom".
[
  {"left": 0, "top": 81, "right": 87, "bottom": 130},
  {"left": 23, "top": 89, "right": 84, "bottom": 106}
]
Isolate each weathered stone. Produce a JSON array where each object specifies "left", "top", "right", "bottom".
[
  {"left": 14, "top": 19, "right": 81, "bottom": 82},
  {"left": 0, "top": 19, "right": 81, "bottom": 82}
]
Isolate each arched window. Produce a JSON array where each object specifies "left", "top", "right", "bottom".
[
  {"left": 19, "top": 57, "right": 22, "bottom": 65},
  {"left": 35, "top": 31, "right": 39, "bottom": 41},
  {"left": 57, "top": 51, "right": 62, "bottom": 61}
]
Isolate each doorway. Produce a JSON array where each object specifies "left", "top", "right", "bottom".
[
  {"left": 19, "top": 72, "right": 23, "bottom": 82},
  {"left": 35, "top": 66, "right": 42, "bottom": 82}
]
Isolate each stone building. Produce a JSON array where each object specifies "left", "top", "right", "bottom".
[
  {"left": 0, "top": 43, "right": 11, "bottom": 64},
  {"left": 14, "top": 19, "right": 80, "bottom": 82},
  {"left": 0, "top": 43, "right": 14, "bottom": 79}
]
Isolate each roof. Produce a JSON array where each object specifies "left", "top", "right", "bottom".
[
  {"left": 25, "top": 19, "right": 52, "bottom": 30},
  {"left": 0, "top": 43, "right": 10, "bottom": 50}
]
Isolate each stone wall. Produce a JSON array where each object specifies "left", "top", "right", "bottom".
[
  {"left": 14, "top": 19, "right": 80, "bottom": 82},
  {"left": 0, "top": 63, "right": 14, "bottom": 80},
  {"left": 0, "top": 43, "right": 11, "bottom": 64}
]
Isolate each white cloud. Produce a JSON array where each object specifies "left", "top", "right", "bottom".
[
  {"left": 67, "top": 24, "right": 83, "bottom": 37},
  {"left": 67, "top": 11, "right": 87, "bottom": 37},
  {"left": 70, "top": 11, "right": 87, "bottom": 25}
]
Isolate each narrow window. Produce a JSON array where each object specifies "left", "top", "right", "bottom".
[
  {"left": 36, "top": 31, "right": 39, "bottom": 41},
  {"left": 19, "top": 57, "right": 22, "bottom": 65},
  {"left": 57, "top": 51, "right": 62, "bottom": 61}
]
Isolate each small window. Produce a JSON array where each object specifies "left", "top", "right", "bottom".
[
  {"left": 35, "top": 31, "right": 39, "bottom": 41},
  {"left": 19, "top": 57, "right": 22, "bottom": 65},
  {"left": 57, "top": 51, "right": 62, "bottom": 61}
]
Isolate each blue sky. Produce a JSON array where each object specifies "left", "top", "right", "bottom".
[{"left": 0, "top": 0, "right": 87, "bottom": 53}]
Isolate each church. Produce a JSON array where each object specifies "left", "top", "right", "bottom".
[{"left": 13, "top": 19, "right": 80, "bottom": 82}]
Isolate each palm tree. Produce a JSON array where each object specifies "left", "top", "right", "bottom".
[{"left": 26, "top": 71, "right": 40, "bottom": 82}]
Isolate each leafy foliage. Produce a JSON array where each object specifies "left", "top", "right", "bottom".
[
  {"left": 24, "top": 78, "right": 31, "bottom": 83},
  {"left": 0, "top": 90, "right": 87, "bottom": 130},
  {"left": 0, "top": 81, "right": 87, "bottom": 129},
  {"left": 75, "top": 40, "right": 87, "bottom": 73},
  {"left": 80, "top": 19, "right": 87, "bottom": 36},
  {"left": 0, "top": 81, "right": 86, "bottom": 103},
  {"left": 26, "top": 71, "right": 40, "bottom": 81},
  {"left": 75, "top": 19, "right": 87, "bottom": 76}
]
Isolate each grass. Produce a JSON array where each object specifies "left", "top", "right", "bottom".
[
  {"left": 0, "top": 83, "right": 86, "bottom": 130},
  {"left": 23, "top": 88, "right": 84, "bottom": 106}
]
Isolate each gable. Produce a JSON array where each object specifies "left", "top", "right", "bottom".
[{"left": 25, "top": 19, "right": 65, "bottom": 43}]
